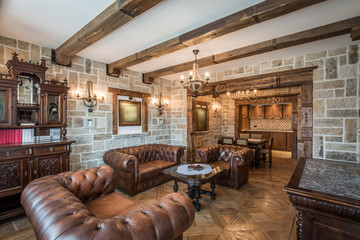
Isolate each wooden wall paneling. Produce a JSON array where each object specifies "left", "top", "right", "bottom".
[
  {"left": 287, "top": 132, "right": 293, "bottom": 151},
  {"left": 273, "top": 104, "right": 282, "bottom": 119},
  {"left": 249, "top": 105, "right": 255, "bottom": 119},
  {"left": 265, "top": 105, "right": 273, "bottom": 119},
  {"left": 256, "top": 105, "right": 264, "bottom": 119},
  {"left": 271, "top": 132, "right": 287, "bottom": 151},
  {"left": 283, "top": 104, "right": 292, "bottom": 119}
]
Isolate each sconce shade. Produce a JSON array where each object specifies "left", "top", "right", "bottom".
[
  {"left": 77, "top": 81, "right": 104, "bottom": 112},
  {"left": 153, "top": 93, "right": 168, "bottom": 116}
]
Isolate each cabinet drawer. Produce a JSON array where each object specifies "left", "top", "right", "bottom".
[
  {"left": 33, "top": 145, "right": 67, "bottom": 155},
  {"left": 0, "top": 148, "right": 30, "bottom": 159}
]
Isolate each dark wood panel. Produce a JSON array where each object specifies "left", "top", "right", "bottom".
[
  {"left": 271, "top": 132, "right": 287, "bottom": 151},
  {"left": 273, "top": 105, "right": 282, "bottom": 119},
  {"left": 287, "top": 133, "right": 293, "bottom": 151},
  {"left": 283, "top": 104, "right": 292, "bottom": 119}
]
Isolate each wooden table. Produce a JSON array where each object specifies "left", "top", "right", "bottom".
[
  {"left": 163, "top": 164, "right": 225, "bottom": 212},
  {"left": 284, "top": 158, "right": 360, "bottom": 240},
  {"left": 247, "top": 138, "right": 266, "bottom": 167}
]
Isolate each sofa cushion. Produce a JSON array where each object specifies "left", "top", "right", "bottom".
[
  {"left": 151, "top": 160, "right": 177, "bottom": 171},
  {"left": 138, "top": 162, "right": 161, "bottom": 182},
  {"left": 85, "top": 192, "right": 142, "bottom": 218},
  {"left": 211, "top": 160, "right": 230, "bottom": 176}
]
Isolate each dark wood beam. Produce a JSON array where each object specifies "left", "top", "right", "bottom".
[
  {"left": 108, "top": 0, "right": 326, "bottom": 76},
  {"left": 55, "top": 0, "right": 163, "bottom": 65},
  {"left": 144, "top": 16, "right": 360, "bottom": 81},
  {"left": 351, "top": 25, "right": 360, "bottom": 41}
]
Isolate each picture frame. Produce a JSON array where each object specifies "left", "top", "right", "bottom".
[{"left": 119, "top": 100, "right": 141, "bottom": 126}]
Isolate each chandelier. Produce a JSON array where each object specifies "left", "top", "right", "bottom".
[{"left": 180, "top": 49, "right": 209, "bottom": 97}]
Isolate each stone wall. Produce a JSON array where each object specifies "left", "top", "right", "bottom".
[
  {"left": 0, "top": 35, "right": 174, "bottom": 170},
  {"left": 172, "top": 43, "right": 359, "bottom": 163}
]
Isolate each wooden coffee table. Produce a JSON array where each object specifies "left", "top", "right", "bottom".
[{"left": 163, "top": 164, "right": 225, "bottom": 212}]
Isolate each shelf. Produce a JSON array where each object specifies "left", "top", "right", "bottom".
[
  {"left": 0, "top": 140, "right": 75, "bottom": 149},
  {"left": 17, "top": 104, "right": 40, "bottom": 109},
  {"left": 0, "top": 125, "right": 63, "bottom": 129}
]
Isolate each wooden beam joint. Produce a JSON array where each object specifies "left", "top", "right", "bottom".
[
  {"left": 350, "top": 25, "right": 360, "bottom": 41},
  {"left": 52, "top": 49, "right": 72, "bottom": 67},
  {"left": 143, "top": 74, "right": 154, "bottom": 84},
  {"left": 106, "top": 64, "right": 122, "bottom": 77}
]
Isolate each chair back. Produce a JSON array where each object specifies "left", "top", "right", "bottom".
[
  {"left": 222, "top": 137, "right": 234, "bottom": 145},
  {"left": 239, "top": 133, "right": 250, "bottom": 139},
  {"left": 269, "top": 137, "right": 274, "bottom": 150},
  {"left": 235, "top": 138, "right": 248, "bottom": 147},
  {"left": 251, "top": 133, "right": 262, "bottom": 139}
]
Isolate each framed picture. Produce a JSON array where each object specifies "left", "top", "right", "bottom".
[
  {"left": 195, "top": 102, "right": 209, "bottom": 131},
  {"left": 119, "top": 100, "right": 141, "bottom": 126},
  {"left": 0, "top": 90, "right": 6, "bottom": 123},
  {"left": 47, "top": 94, "right": 60, "bottom": 123}
]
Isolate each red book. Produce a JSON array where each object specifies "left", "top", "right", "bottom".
[
  {"left": 10, "top": 129, "right": 14, "bottom": 144},
  {"left": 0, "top": 129, "right": 3, "bottom": 144},
  {"left": 20, "top": 129, "right": 22, "bottom": 143},
  {"left": 15, "top": 129, "right": 19, "bottom": 143}
]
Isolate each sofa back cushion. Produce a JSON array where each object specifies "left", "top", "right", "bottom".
[
  {"left": 218, "top": 145, "right": 244, "bottom": 162},
  {"left": 116, "top": 145, "right": 158, "bottom": 163}
]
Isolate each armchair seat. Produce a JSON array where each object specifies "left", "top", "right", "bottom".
[
  {"left": 21, "top": 166, "right": 195, "bottom": 240},
  {"left": 196, "top": 145, "right": 254, "bottom": 189}
]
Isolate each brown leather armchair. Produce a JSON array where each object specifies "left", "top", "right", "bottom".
[
  {"left": 21, "top": 166, "right": 195, "bottom": 240},
  {"left": 196, "top": 145, "right": 254, "bottom": 189},
  {"left": 104, "top": 144, "right": 184, "bottom": 195}
]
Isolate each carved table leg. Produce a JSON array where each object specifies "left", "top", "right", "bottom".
[
  {"left": 173, "top": 180, "right": 178, "bottom": 192},
  {"left": 296, "top": 209, "right": 303, "bottom": 240},
  {"left": 194, "top": 186, "right": 201, "bottom": 212},
  {"left": 211, "top": 180, "right": 216, "bottom": 200}
]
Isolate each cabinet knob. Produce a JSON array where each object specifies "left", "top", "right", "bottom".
[
  {"left": 5, "top": 151, "right": 10, "bottom": 157},
  {"left": 24, "top": 171, "right": 28, "bottom": 177},
  {"left": 49, "top": 147, "right": 54, "bottom": 152},
  {"left": 34, "top": 170, "right": 37, "bottom": 175}
]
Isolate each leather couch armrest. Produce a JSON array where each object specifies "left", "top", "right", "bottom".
[
  {"left": 231, "top": 148, "right": 255, "bottom": 166},
  {"left": 104, "top": 150, "right": 139, "bottom": 173},
  {"left": 122, "top": 193, "right": 195, "bottom": 239},
  {"left": 196, "top": 145, "right": 219, "bottom": 163},
  {"left": 157, "top": 145, "right": 184, "bottom": 163}
]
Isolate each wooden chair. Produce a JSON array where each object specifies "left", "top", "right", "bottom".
[
  {"left": 260, "top": 137, "right": 273, "bottom": 167},
  {"left": 251, "top": 133, "right": 262, "bottom": 139},
  {"left": 222, "top": 137, "right": 234, "bottom": 145},
  {"left": 235, "top": 138, "right": 248, "bottom": 147},
  {"left": 239, "top": 133, "right": 250, "bottom": 139}
]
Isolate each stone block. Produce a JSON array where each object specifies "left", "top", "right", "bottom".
[
  {"left": 245, "top": 65, "right": 252, "bottom": 73},
  {"left": 325, "top": 136, "right": 342, "bottom": 142},
  {"left": 313, "top": 128, "right": 343, "bottom": 135},
  {"left": 344, "top": 119, "right": 357, "bottom": 143},
  {"left": 0, "top": 35, "right": 16, "bottom": 47},
  {"left": 340, "top": 65, "right": 358, "bottom": 79},
  {"left": 41, "top": 46, "right": 51, "bottom": 57},
  {"left": 98, "top": 104, "right": 111, "bottom": 111},
  {"left": 326, "top": 98, "right": 357, "bottom": 109},
  {"left": 328, "top": 47, "right": 346, "bottom": 56},
  {"left": 339, "top": 55, "right": 347, "bottom": 66},
  {"left": 305, "top": 51, "right": 326, "bottom": 60},
  {"left": 253, "top": 64, "right": 260, "bottom": 75},
  {"left": 295, "top": 55, "right": 304, "bottom": 68},
  {"left": 73, "top": 145, "right": 92, "bottom": 154},
  {"left": 0, "top": 46, "right": 4, "bottom": 65},
  {"left": 348, "top": 45, "right": 358, "bottom": 64},
  {"left": 335, "top": 89, "right": 344, "bottom": 97},
  {"left": 72, "top": 162, "right": 87, "bottom": 171},
  {"left": 284, "top": 57, "right": 294, "bottom": 65},
  {"left": 5, "top": 47, "right": 29, "bottom": 62},
  {"left": 325, "top": 143, "right": 357, "bottom": 151},
  {"left": 313, "top": 119, "right": 343, "bottom": 127},
  {"left": 224, "top": 69, "right": 233, "bottom": 76},
  {"left": 18, "top": 40, "right": 29, "bottom": 50},
  {"left": 93, "top": 61, "right": 106, "bottom": 69},
  {"left": 68, "top": 135, "right": 92, "bottom": 144},
  {"left": 68, "top": 128, "right": 90, "bottom": 135},
  {"left": 327, "top": 109, "right": 358, "bottom": 118},
  {"left": 68, "top": 64, "right": 84, "bottom": 73},
  {"left": 346, "top": 78, "right": 357, "bottom": 97},
  {"left": 313, "top": 136, "right": 323, "bottom": 158},
  {"left": 325, "top": 57, "right": 338, "bottom": 79},
  {"left": 93, "top": 141, "right": 105, "bottom": 151},
  {"left": 73, "top": 118, "right": 84, "bottom": 127},
  {"left": 30, "top": 44, "right": 40, "bottom": 63},
  {"left": 71, "top": 56, "right": 84, "bottom": 65},
  {"left": 272, "top": 59, "right": 282, "bottom": 67},
  {"left": 313, "top": 89, "right": 334, "bottom": 99},
  {"left": 93, "top": 133, "right": 112, "bottom": 141},
  {"left": 85, "top": 59, "right": 92, "bottom": 73},
  {"left": 313, "top": 99, "right": 325, "bottom": 118},
  {"left": 325, "top": 151, "right": 357, "bottom": 162},
  {"left": 86, "top": 160, "right": 99, "bottom": 169},
  {"left": 70, "top": 154, "right": 81, "bottom": 164},
  {"left": 81, "top": 151, "right": 104, "bottom": 161},
  {"left": 313, "top": 69, "right": 324, "bottom": 82},
  {"left": 314, "top": 80, "right": 344, "bottom": 90}
]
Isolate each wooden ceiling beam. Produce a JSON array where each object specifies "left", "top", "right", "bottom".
[
  {"left": 143, "top": 16, "right": 360, "bottom": 82},
  {"left": 55, "top": 0, "right": 163, "bottom": 65},
  {"left": 108, "top": 0, "right": 326, "bottom": 76},
  {"left": 350, "top": 25, "right": 360, "bottom": 41}
]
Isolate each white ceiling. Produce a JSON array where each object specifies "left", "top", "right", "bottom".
[{"left": 0, "top": 0, "right": 359, "bottom": 81}]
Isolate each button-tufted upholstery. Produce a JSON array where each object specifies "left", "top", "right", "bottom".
[
  {"left": 21, "top": 166, "right": 195, "bottom": 240},
  {"left": 196, "top": 145, "right": 254, "bottom": 189},
  {"left": 104, "top": 144, "right": 184, "bottom": 195}
]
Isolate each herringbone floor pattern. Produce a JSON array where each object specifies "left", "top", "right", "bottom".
[{"left": 0, "top": 153, "right": 297, "bottom": 240}]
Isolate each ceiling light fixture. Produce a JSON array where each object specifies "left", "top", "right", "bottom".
[{"left": 180, "top": 49, "right": 209, "bottom": 98}]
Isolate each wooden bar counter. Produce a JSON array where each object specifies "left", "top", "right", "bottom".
[{"left": 284, "top": 158, "right": 360, "bottom": 240}]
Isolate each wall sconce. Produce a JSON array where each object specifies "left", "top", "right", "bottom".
[
  {"left": 76, "top": 80, "right": 104, "bottom": 112},
  {"left": 213, "top": 103, "right": 221, "bottom": 113},
  {"left": 152, "top": 93, "right": 168, "bottom": 116}
]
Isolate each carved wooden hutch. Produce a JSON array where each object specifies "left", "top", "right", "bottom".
[{"left": 0, "top": 53, "right": 74, "bottom": 220}]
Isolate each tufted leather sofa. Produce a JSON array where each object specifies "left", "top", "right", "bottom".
[
  {"left": 104, "top": 144, "right": 184, "bottom": 196},
  {"left": 21, "top": 165, "right": 195, "bottom": 240},
  {"left": 196, "top": 145, "right": 254, "bottom": 189}
]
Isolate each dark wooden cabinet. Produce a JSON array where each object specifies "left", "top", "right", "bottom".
[
  {"left": 270, "top": 132, "right": 287, "bottom": 150},
  {"left": 286, "top": 132, "right": 293, "bottom": 151},
  {"left": 265, "top": 104, "right": 282, "bottom": 119},
  {"left": 0, "top": 52, "right": 74, "bottom": 221},
  {"left": 240, "top": 105, "right": 249, "bottom": 130},
  {"left": 249, "top": 105, "right": 264, "bottom": 119}
]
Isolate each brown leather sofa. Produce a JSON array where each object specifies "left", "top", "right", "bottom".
[
  {"left": 104, "top": 144, "right": 184, "bottom": 196},
  {"left": 21, "top": 165, "right": 195, "bottom": 240},
  {"left": 196, "top": 145, "right": 254, "bottom": 189}
]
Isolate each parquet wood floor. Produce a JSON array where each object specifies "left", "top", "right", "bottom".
[{"left": 0, "top": 152, "right": 297, "bottom": 240}]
